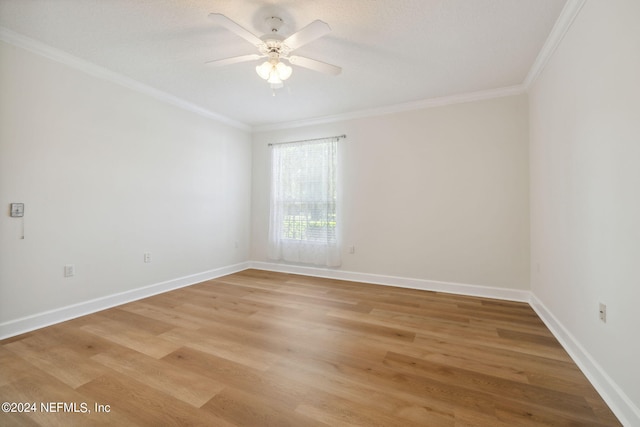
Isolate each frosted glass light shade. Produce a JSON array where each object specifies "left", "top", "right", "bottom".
[
  {"left": 256, "top": 61, "right": 272, "bottom": 80},
  {"left": 276, "top": 62, "right": 292, "bottom": 80},
  {"left": 267, "top": 72, "right": 282, "bottom": 85},
  {"left": 256, "top": 60, "right": 292, "bottom": 86}
]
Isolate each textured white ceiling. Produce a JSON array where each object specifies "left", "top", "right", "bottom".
[{"left": 0, "top": 0, "right": 567, "bottom": 128}]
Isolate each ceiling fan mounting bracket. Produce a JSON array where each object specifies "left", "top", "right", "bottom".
[{"left": 265, "top": 16, "right": 284, "bottom": 33}]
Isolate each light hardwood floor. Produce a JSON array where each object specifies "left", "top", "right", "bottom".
[{"left": 0, "top": 269, "right": 621, "bottom": 426}]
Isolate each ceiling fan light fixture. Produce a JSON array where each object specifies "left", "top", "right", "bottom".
[
  {"left": 267, "top": 71, "right": 281, "bottom": 83},
  {"left": 275, "top": 61, "right": 292, "bottom": 80},
  {"left": 256, "top": 61, "right": 272, "bottom": 79},
  {"left": 256, "top": 59, "right": 292, "bottom": 88}
]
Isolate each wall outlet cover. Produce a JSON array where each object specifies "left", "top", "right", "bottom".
[
  {"left": 64, "top": 264, "right": 75, "bottom": 277},
  {"left": 10, "top": 203, "right": 24, "bottom": 217}
]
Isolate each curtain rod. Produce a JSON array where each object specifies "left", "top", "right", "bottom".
[{"left": 268, "top": 134, "right": 347, "bottom": 147}]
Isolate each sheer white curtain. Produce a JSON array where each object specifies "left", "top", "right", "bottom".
[{"left": 268, "top": 137, "right": 341, "bottom": 267}]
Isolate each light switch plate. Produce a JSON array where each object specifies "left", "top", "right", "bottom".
[{"left": 10, "top": 203, "right": 24, "bottom": 217}]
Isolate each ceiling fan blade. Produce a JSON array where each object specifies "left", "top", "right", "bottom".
[
  {"left": 283, "top": 20, "right": 331, "bottom": 50},
  {"left": 205, "top": 54, "right": 263, "bottom": 67},
  {"left": 208, "top": 13, "right": 264, "bottom": 47},
  {"left": 288, "top": 56, "right": 342, "bottom": 76}
]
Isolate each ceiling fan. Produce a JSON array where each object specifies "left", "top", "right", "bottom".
[{"left": 206, "top": 13, "right": 342, "bottom": 89}]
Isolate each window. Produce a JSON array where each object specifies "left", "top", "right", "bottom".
[{"left": 268, "top": 137, "right": 341, "bottom": 267}]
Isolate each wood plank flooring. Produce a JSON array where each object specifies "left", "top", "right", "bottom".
[{"left": 0, "top": 269, "right": 621, "bottom": 426}]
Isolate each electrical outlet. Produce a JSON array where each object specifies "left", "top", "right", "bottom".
[
  {"left": 348, "top": 246, "right": 355, "bottom": 254},
  {"left": 143, "top": 252, "right": 152, "bottom": 263},
  {"left": 64, "top": 264, "right": 75, "bottom": 277},
  {"left": 599, "top": 303, "right": 606, "bottom": 323}
]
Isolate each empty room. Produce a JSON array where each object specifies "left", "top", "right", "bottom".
[{"left": 1, "top": 0, "right": 638, "bottom": 425}]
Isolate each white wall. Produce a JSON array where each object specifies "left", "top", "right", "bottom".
[
  {"left": 529, "top": 0, "right": 640, "bottom": 422},
  {"left": 252, "top": 94, "right": 530, "bottom": 291},
  {"left": 0, "top": 41, "right": 252, "bottom": 330},
  {"left": 1, "top": 2, "right": 637, "bottom": 421}
]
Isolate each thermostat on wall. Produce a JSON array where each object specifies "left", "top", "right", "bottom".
[{"left": 10, "top": 203, "right": 24, "bottom": 217}]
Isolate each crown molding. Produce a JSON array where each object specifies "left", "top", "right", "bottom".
[
  {"left": 252, "top": 84, "right": 526, "bottom": 132},
  {"left": 253, "top": 0, "right": 587, "bottom": 133},
  {"left": 524, "top": 0, "right": 587, "bottom": 88},
  {"left": 2, "top": 0, "right": 587, "bottom": 135},
  {"left": 0, "top": 26, "right": 251, "bottom": 132}
]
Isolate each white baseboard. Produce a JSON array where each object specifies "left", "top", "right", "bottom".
[
  {"left": 3, "top": 260, "right": 635, "bottom": 425},
  {"left": 530, "top": 295, "right": 639, "bottom": 427},
  {"left": 250, "top": 261, "right": 637, "bottom": 425},
  {"left": 0, "top": 261, "right": 528, "bottom": 341},
  {"left": 248, "top": 261, "right": 531, "bottom": 302},
  {"left": 0, "top": 261, "right": 251, "bottom": 340}
]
